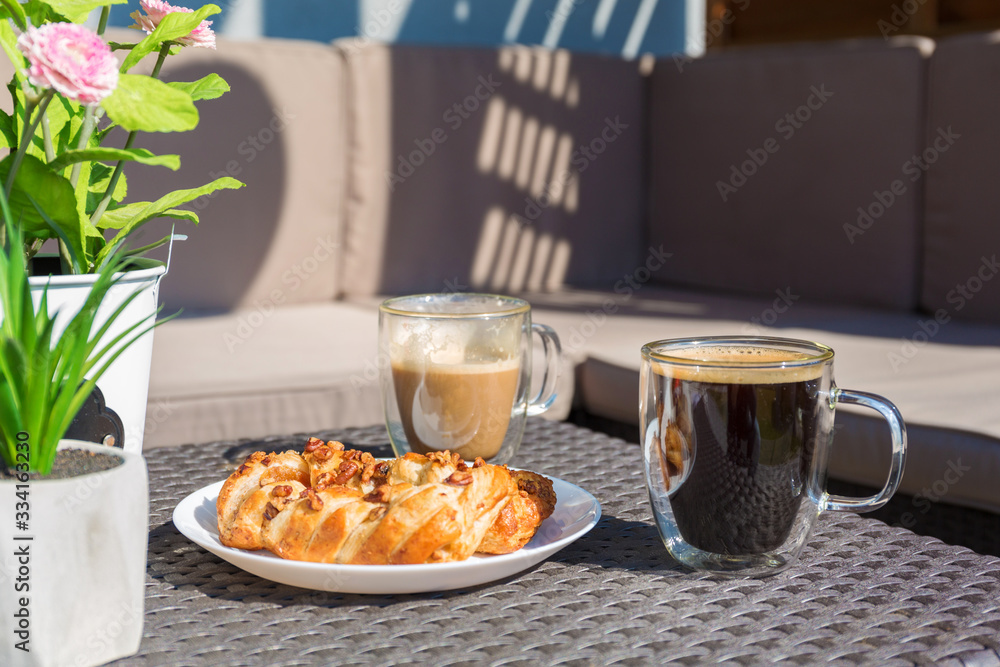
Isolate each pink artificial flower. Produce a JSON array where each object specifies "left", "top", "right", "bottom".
[
  {"left": 16, "top": 23, "right": 118, "bottom": 106},
  {"left": 132, "top": 0, "right": 217, "bottom": 49}
]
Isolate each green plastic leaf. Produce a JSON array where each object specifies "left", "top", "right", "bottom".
[
  {"left": 0, "top": 109, "right": 15, "bottom": 149},
  {"left": 93, "top": 177, "right": 243, "bottom": 266},
  {"left": 0, "top": 154, "right": 86, "bottom": 263},
  {"left": 168, "top": 74, "right": 230, "bottom": 102},
  {"left": 0, "top": 0, "right": 27, "bottom": 31},
  {"left": 87, "top": 163, "right": 127, "bottom": 211},
  {"left": 0, "top": 338, "right": 27, "bottom": 396},
  {"left": 50, "top": 148, "right": 180, "bottom": 172},
  {"left": 96, "top": 204, "right": 198, "bottom": 230},
  {"left": 0, "top": 20, "right": 26, "bottom": 86},
  {"left": 42, "top": 0, "right": 128, "bottom": 23},
  {"left": 73, "top": 158, "right": 93, "bottom": 220},
  {"left": 121, "top": 4, "right": 221, "bottom": 72},
  {"left": 83, "top": 224, "right": 105, "bottom": 262},
  {"left": 26, "top": 192, "right": 83, "bottom": 273},
  {"left": 0, "top": 378, "right": 25, "bottom": 455},
  {"left": 124, "top": 256, "right": 168, "bottom": 270},
  {"left": 22, "top": 1, "right": 59, "bottom": 25},
  {"left": 43, "top": 94, "right": 84, "bottom": 158},
  {"left": 101, "top": 74, "right": 198, "bottom": 133},
  {"left": 16, "top": 93, "right": 80, "bottom": 167}
]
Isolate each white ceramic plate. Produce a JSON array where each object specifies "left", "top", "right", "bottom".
[{"left": 172, "top": 475, "right": 601, "bottom": 594}]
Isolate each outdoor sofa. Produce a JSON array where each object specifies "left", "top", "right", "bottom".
[{"left": 108, "top": 30, "right": 1000, "bottom": 518}]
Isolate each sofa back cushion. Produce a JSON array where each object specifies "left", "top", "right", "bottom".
[
  {"left": 647, "top": 38, "right": 932, "bottom": 310},
  {"left": 125, "top": 35, "right": 346, "bottom": 312},
  {"left": 336, "top": 41, "right": 646, "bottom": 297},
  {"left": 921, "top": 32, "right": 1000, "bottom": 325}
]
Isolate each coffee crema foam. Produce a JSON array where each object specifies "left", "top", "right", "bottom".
[{"left": 653, "top": 345, "right": 826, "bottom": 384}]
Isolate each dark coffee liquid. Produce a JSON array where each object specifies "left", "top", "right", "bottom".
[{"left": 663, "top": 377, "right": 821, "bottom": 555}]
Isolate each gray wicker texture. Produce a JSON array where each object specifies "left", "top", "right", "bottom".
[{"left": 117, "top": 420, "right": 1000, "bottom": 666}]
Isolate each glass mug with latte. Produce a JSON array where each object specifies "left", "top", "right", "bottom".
[
  {"left": 379, "top": 293, "right": 561, "bottom": 464},
  {"left": 641, "top": 336, "right": 907, "bottom": 577}
]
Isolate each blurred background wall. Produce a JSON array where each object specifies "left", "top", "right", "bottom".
[{"left": 109, "top": 0, "right": 701, "bottom": 59}]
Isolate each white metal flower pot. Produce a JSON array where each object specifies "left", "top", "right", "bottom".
[
  {"left": 28, "top": 264, "right": 166, "bottom": 454},
  {"left": 0, "top": 440, "right": 149, "bottom": 667}
]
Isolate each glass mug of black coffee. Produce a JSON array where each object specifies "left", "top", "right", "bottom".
[
  {"left": 379, "top": 293, "right": 561, "bottom": 465},
  {"left": 640, "top": 336, "right": 907, "bottom": 576}
]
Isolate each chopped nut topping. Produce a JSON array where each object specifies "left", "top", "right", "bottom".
[
  {"left": 314, "top": 472, "right": 334, "bottom": 491},
  {"left": 364, "top": 485, "right": 392, "bottom": 503},
  {"left": 307, "top": 489, "right": 324, "bottom": 511},
  {"left": 272, "top": 485, "right": 293, "bottom": 498},
  {"left": 334, "top": 461, "right": 360, "bottom": 485},
  {"left": 264, "top": 503, "right": 280, "bottom": 521},
  {"left": 473, "top": 457, "right": 486, "bottom": 468},
  {"left": 304, "top": 437, "right": 325, "bottom": 453},
  {"left": 261, "top": 455, "right": 273, "bottom": 467},
  {"left": 328, "top": 441, "right": 345, "bottom": 451},
  {"left": 367, "top": 506, "right": 387, "bottom": 521},
  {"left": 445, "top": 470, "right": 473, "bottom": 486},
  {"left": 311, "top": 446, "right": 334, "bottom": 462}
]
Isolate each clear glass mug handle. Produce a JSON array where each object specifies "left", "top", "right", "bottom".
[
  {"left": 822, "top": 387, "right": 907, "bottom": 512},
  {"left": 526, "top": 323, "right": 561, "bottom": 417}
]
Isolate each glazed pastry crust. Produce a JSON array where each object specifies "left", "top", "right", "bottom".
[
  {"left": 478, "top": 470, "right": 557, "bottom": 554},
  {"left": 216, "top": 451, "right": 310, "bottom": 550},
  {"left": 216, "top": 438, "right": 556, "bottom": 564}
]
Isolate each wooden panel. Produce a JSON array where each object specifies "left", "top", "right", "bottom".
[
  {"left": 938, "top": 0, "right": 1000, "bottom": 33},
  {"left": 706, "top": 0, "right": 1000, "bottom": 48},
  {"left": 940, "top": 0, "right": 1000, "bottom": 22}
]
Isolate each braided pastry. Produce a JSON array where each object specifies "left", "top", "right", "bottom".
[
  {"left": 216, "top": 451, "right": 310, "bottom": 550},
  {"left": 216, "top": 438, "right": 556, "bottom": 564}
]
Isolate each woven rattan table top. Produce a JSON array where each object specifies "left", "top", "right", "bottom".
[{"left": 117, "top": 420, "right": 1000, "bottom": 666}]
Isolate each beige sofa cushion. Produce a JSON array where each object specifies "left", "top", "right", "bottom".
[
  {"left": 922, "top": 32, "right": 1000, "bottom": 325},
  {"left": 124, "top": 34, "right": 346, "bottom": 311},
  {"left": 336, "top": 40, "right": 646, "bottom": 297},
  {"left": 647, "top": 37, "right": 932, "bottom": 310},
  {"left": 145, "top": 303, "right": 383, "bottom": 448},
  {"left": 147, "top": 297, "right": 573, "bottom": 449}
]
